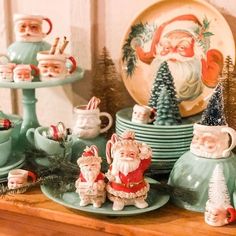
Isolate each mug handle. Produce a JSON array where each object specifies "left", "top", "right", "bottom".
[
  {"left": 26, "top": 128, "right": 36, "bottom": 147},
  {"left": 27, "top": 171, "right": 37, "bottom": 183},
  {"left": 226, "top": 207, "right": 236, "bottom": 223},
  {"left": 99, "top": 112, "right": 113, "bottom": 134},
  {"left": 221, "top": 127, "right": 236, "bottom": 157},
  {"left": 30, "top": 64, "right": 39, "bottom": 76},
  {"left": 43, "top": 17, "right": 53, "bottom": 35},
  {"left": 67, "top": 56, "right": 77, "bottom": 73}
]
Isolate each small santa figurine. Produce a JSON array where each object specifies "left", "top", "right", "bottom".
[
  {"left": 105, "top": 130, "right": 152, "bottom": 211},
  {"left": 75, "top": 145, "right": 106, "bottom": 208}
]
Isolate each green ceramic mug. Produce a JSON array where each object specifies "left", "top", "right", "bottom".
[
  {"left": 26, "top": 127, "right": 73, "bottom": 158},
  {"left": 0, "top": 138, "right": 12, "bottom": 167},
  {"left": 0, "top": 128, "right": 13, "bottom": 144}
]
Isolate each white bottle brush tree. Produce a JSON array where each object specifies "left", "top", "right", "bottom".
[{"left": 208, "top": 164, "right": 231, "bottom": 208}]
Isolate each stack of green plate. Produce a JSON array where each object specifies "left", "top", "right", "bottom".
[{"left": 116, "top": 108, "right": 201, "bottom": 174}]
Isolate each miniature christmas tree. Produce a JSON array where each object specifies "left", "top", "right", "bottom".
[
  {"left": 92, "top": 47, "right": 126, "bottom": 137},
  {"left": 148, "top": 61, "right": 180, "bottom": 118},
  {"left": 154, "top": 86, "right": 181, "bottom": 125},
  {"left": 220, "top": 56, "right": 236, "bottom": 130},
  {"left": 200, "top": 83, "right": 227, "bottom": 126},
  {"left": 207, "top": 164, "right": 231, "bottom": 207}
]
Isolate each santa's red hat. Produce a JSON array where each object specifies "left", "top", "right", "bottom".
[
  {"left": 77, "top": 145, "right": 102, "bottom": 167},
  {"left": 136, "top": 14, "right": 203, "bottom": 64}
]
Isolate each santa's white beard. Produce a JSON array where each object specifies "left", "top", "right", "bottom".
[
  {"left": 150, "top": 54, "right": 203, "bottom": 101},
  {"left": 112, "top": 158, "right": 141, "bottom": 176},
  {"left": 81, "top": 167, "right": 100, "bottom": 183}
]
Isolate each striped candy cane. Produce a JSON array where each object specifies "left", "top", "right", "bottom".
[{"left": 86, "top": 96, "right": 101, "bottom": 110}]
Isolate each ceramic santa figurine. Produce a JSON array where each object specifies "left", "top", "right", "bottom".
[
  {"left": 205, "top": 164, "right": 236, "bottom": 226},
  {"left": 75, "top": 145, "right": 106, "bottom": 208},
  {"left": 105, "top": 130, "right": 152, "bottom": 211}
]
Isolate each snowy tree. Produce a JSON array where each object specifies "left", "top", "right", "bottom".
[
  {"left": 154, "top": 86, "right": 181, "bottom": 125},
  {"left": 200, "top": 83, "right": 227, "bottom": 126},
  {"left": 208, "top": 164, "right": 231, "bottom": 207}
]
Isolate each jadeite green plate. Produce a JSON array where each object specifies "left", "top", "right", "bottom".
[
  {"left": 116, "top": 128, "right": 193, "bottom": 142},
  {"left": 116, "top": 119, "right": 194, "bottom": 133},
  {"left": 151, "top": 146, "right": 189, "bottom": 152},
  {"left": 0, "top": 152, "right": 25, "bottom": 178},
  {"left": 116, "top": 108, "right": 200, "bottom": 129},
  {"left": 116, "top": 124, "right": 193, "bottom": 138},
  {"left": 41, "top": 177, "right": 169, "bottom": 216}
]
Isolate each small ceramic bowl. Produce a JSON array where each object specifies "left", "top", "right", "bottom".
[
  {"left": 0, "top": 138, "right": 12, "bottom": 167},
  {"left": 0, "top": 128, "right": 12, "bottom": 143}
]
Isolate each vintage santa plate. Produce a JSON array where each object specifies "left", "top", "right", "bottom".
[
  {"left": 120, "top": 0, "right": 235, "bottom": 117},
  {"left": 41, "top": 177, "right": 169, "bottom": 216}
]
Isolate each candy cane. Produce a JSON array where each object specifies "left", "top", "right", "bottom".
[
  {"left": 90, "top": 145, "right": 99, "bottom": 157},
  {"left": 86, "top": 96, "right": 101, "bottom": 110},
  {"left": 106, "top": 133, "right": 119, "bottom": 164}
]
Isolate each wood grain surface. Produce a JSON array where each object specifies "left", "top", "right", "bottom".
[{"left": 0, "top": 187, "right": 235, "bottom": 236}]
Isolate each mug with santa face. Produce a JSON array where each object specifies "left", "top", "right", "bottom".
[
  {"left": 190, "top": 123, "right": 236, "bottom": 158},
  {"left": 8, "top": 169, "right": 36, "bottom": 192},
  {"left": 13, "top": 64, "right": 39, "bottom": 82},
  {"left": 72, "top": 105, "right": 113, "bottom": 139},
  {"left": 205, "top": 200, "right": 236, "bottom": 227},
  {"left": 14, "top": 14, "right": 52, "bottom": 42},
  {"left": 0, "top": 63, "right": 16, "bottom": 82},
  {"left": 37, "top": 51, "right": 77, "bottom": 81},
  {"left": 131, "top": 104, "right": 155, "bottom": 124}
]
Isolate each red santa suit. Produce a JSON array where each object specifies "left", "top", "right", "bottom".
[
  {"left": 107, "top": 158, "right": 151, "bottom": 199},
  {"left": 79, "top": 172, "right": 105, "bottom": 183}
]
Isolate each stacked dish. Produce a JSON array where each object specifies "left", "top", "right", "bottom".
[{"left": 116, "top": 108, "right": 201, "bottom": 174}]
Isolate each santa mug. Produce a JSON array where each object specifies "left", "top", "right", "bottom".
[
  {"left": 72, "top": 105, "right": 113, "bottom": 139},
  {"left": 13, "top": 64, "right": 39, "bottom": 82},
  {"left": 8, "top": 169, "right": 36, "bottom": 191},
  {"left": 131, "top": 104, "right": 155, "bottom": 124},
  {"left": 37, "top": 51, "right": 77, "bottom": 81},
  {"left": 0, "top": 63, "right": 16, "bottom": 82},
  {"left": 190, "top": 124, "right": 236, "bottom": 158},
  {"left": 13, "top": 14, "right": 52, "bottom": 42},
  {"left": 205, "top": 201, "right": 236, "bottom": 227}
]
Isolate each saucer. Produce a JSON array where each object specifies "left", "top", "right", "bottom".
[{"left": 0, "top": 152, "right": 25, "bottom": 177}]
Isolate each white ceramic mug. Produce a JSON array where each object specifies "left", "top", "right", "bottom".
[
  {"left": 8, "top": 169, "right": 36, "bottom": 191},
  {"left": 37, "top": 51, "right": 77, "bottom": 81},
  {"left": 13, "top": 64, "right": 39, "bottom": 82},
  {"left": 205, "top": 201, "right": 236, "bottom": 226},
  {"left": 13, "top": 14, "right": 52, "bottom": 42},
  {"left": 131, "top": 104, "right": 155, "bottom": 124},
  {"left": 72, "top": 105, "right": 113, "bottom": 139},
  {"left": 190, "top": 123, "right": 236, "bottom": 158},
  {"left": 0, "top": 63, "right": 16, "bottom": 82}
]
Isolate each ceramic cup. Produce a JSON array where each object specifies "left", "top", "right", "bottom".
[
  {"left": 7, "top": 169, "right": 37, "bottom": 191},
  {"left": 190, "top": 124, "right": 236, "bottom": 158},
  {"left": 0, "top": 138, "right": 12, "bottom": 167},
  {"left": 205, "top": 200, "right": 236, "bottom": 226},
  {"left": 37, "top": 51, "right": 77, "bottom": 81},
  {"left": 0, "top": 63, "right": 16, "bottom": 82},
  {"left": 13, "top": 14, "right": 52, "bottom": 42},
  {"left": 26, "top": 126, "right": 73, "bottom": 158},
  {"left": 131, "top": 104, "right": 155, "bottom": 124},
  {"left": 0, "top": 128, "right": 13, "bottom": 144},
  {"left": 72, "top": 105, "right": 113, "bottom": 139},
  {"left": 13, "top": 64, "right": 39, "bottom": 83}
]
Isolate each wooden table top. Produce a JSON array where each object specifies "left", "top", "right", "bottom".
[{"left": 0, "top": 187, "right": 235, "bottom": 236}]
